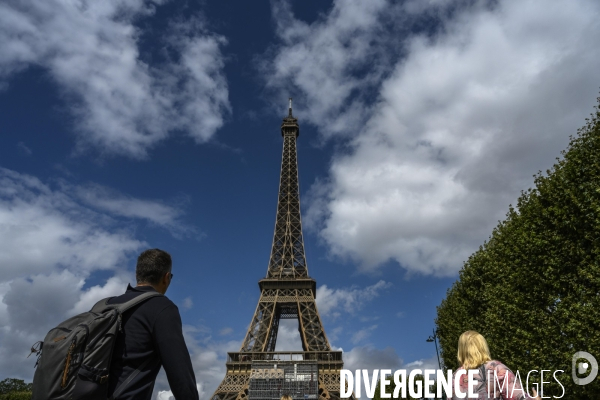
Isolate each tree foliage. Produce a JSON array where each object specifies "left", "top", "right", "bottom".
[
  {"left": 0, "top": 379, "right": 31, "bottom": 395},
  {"left": 436, "top": 96, "right": 600, "bottom": 398},
  {"left": 0, "top": 378, "right": 32, "bottom": 400},
  {"left": 0, "top": 393, "right": 32, "bottom": 400}
]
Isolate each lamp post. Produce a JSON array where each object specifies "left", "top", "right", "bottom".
[{"left": 426, "top": 328, "right": 445, "bottom": 400}]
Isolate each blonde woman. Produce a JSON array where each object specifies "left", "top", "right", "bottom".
[
  {"left": 451, "top": 331, "right": 541, "bottom": 400},
  {"left": 280, "top": 395, "right": 293, "bottom": 400}
]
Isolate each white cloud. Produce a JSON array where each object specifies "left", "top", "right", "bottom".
[
  {"left": 3, "top": 270, "right": 83, "bottom": 335},
  {"left": 0, "top": 168, "right": 144, "bottom": 280},
  {"left": 351, "top": 324, "right": 378, "bottom": 344},
  {"left": 70, "top": 275, "right": 132, "bottom": 315},
  {"left": 71, "top": 183, "right": 197, "bottom": 238},
  {"left": 157, "top": 390, "right": 174, "bottom": 400},
  {"left": 267, "top": 0, "right": 600, "bottom": 276},
  {"left": 182, "top": 296, "right": 194, "bottom": 310},
  {"left": 0, "top": 167, "right": 193, "bottom": 380},
  {"left": 260, "top": 0, "right": 392, "bottom": 138},
  {"left": 0, "top": 0, "right": 230, "bottom": 158},
  {"left": 316, "top": 280, "right": 392, "bottom": 317},
  {"left": 274, "top": 319, "right": 304, "bottom": 351},
  {"left": 17, "top": 142, "right": 32, "bottom": 156},
  {"left": 328, "top": 326, "right": 344, "bottom": 342},
  {"left": 404, "top": 357, "right": 440, "bottom": 373},
  {"left": 218, "top": 327, "right": 233, "bottom": 336}
]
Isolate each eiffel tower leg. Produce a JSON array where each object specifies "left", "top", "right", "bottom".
[
  {"left": 297, "top": 296, "right": 330, "bottom": 352},
  {"left": 240, "top": 289, "right": 278, "bottom": 352},
  {"left": 318, "top": 370, "right": 355, "bottom": 400},
  {"left": 211, "top": 370, "right": 250, "bottom": 400},
  {"left": 264, "top": 308, "right": 280, "bottom": 352}
]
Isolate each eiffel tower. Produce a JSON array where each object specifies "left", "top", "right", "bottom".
[{"left": 211, "top": 100, "right": 351, "bottom": 400}]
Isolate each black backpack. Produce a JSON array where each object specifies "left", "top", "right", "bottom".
[{"left": 30, "top": 291, "right": 162, "bottom": 400}]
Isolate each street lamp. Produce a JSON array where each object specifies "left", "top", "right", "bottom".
[{"left": 426, "top": 328, "right": 445, "bottom": 400}]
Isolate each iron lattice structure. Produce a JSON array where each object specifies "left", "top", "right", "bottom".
[
  {"left": 212, "top": 101, "right": 353, "bottom": 400},
  {"left": 248, "top": 361, "right": 318, "bottom": 400}
]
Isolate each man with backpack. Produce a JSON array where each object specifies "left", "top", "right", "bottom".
[
  {"left": 31, "top": 248, "right": 199, "bottom": 400},
  {"left": 106, "top": 248, "right": 199, "bottom": 400}
]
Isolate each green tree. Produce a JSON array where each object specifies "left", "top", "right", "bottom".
[
  {"left": 0, "top": 378, "right": 32, "bottom": 400},
  {"left": 436, "top": 96, "right": 600, "bottom": 398},
  {"left": 0, "top": 393, "right": 32, "bottom": 400},
  {"left": 0, "top": 379, "right": 31, "bottom": 395}
]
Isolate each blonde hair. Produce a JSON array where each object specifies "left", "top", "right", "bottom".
[
  {"left": 280, "top": 396, "right": 293, "bottom": 400},
  {"left": 457, "top": 330, "right": 492, "bottom": 369}
]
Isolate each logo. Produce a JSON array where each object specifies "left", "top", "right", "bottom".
[{"left": 572, "top": 351, "right": 598, "bottom": 385}]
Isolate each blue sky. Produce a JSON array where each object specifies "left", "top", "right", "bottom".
[{"left": 1, "top": 0, "right": 600, "bottom": 398}]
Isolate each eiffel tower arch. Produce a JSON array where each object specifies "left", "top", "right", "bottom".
[{"left": 211, "top": 100, "right": 353, "bottom": 400}]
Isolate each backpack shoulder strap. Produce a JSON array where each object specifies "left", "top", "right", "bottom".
[
  {"left": 90, "top": 292, "right": 163, "bottom": 314},
  {"left": 116, "top": 291, "right": 163, "bottom": 313},
  {"left": 107, "top": 292, "right": 163, "bottom": 399},
  {"left": 479, "top": 362, "right": 487, "bottom": 385}
]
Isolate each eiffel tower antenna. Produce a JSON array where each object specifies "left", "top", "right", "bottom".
[{"left": 211, "top": 102, "right": 353, "bottom": 400}]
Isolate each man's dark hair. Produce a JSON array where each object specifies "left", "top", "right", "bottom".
[{"left": 136, "top": 249, "right": 172, "bottom": 285}]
